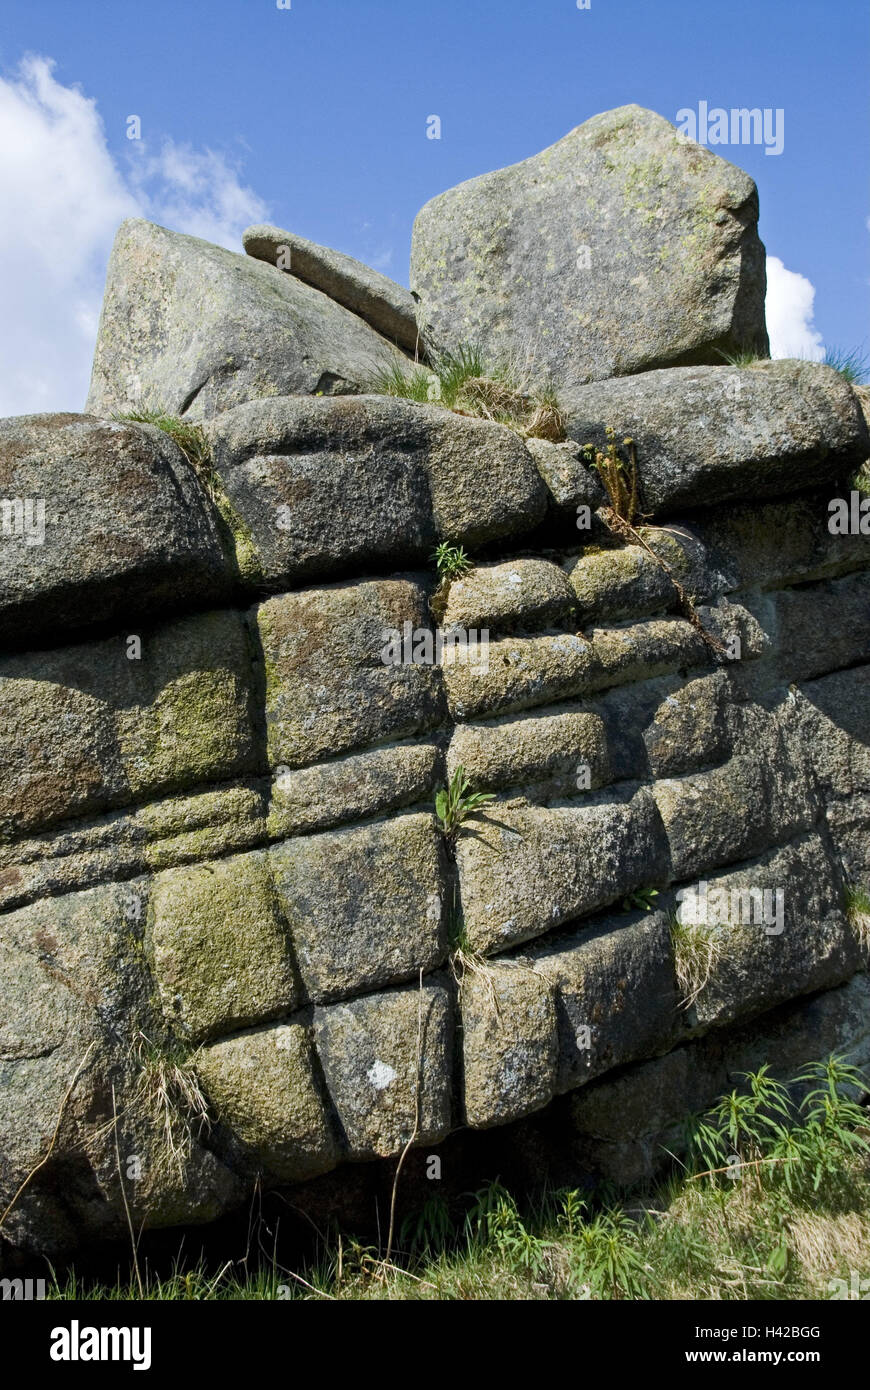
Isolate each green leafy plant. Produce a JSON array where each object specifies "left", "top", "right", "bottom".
[
  {"left": 429, "top": 541, "right": 474, "bottom": 623},
  {"left": 781, "top": 1055, "right": 870, "bottom": 1196},
  {"left": 465, "top": 1182, "right": 546, "bottom": 1275},
  {"left": 689, "top": 1055, "right": 870, "bottom": 1202},
  {"left": 434, "top": 766, "right": 495, "bottom": 852},
  {"left": 432, "top": 541, "right": 473, "bottom": 583},
  {"left": 568, "top": 1206, "right": 649, "bottom": 1300},
  {"left": 623, "top": 886, "right": 660, "bottom": 912},
  {"left": 689, "top": 1064, "right": 793, "bottom": 1179}
]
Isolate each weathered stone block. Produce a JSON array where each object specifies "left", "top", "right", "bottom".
[
  {"left": 443, "top": 617, "right": 707, "bottom": 722},
  {"left": 267, "top": 740, "right": 441, "bottom": 839},
  {"left": 313, "top": 981, "right": 453, "bottom": 1159},
  {"left": 269, "top": 813, "right": 446, "bottom": 1004},
  {"left": 148, "top": 851, "right": 299, "bottom": 1042},
  {"left": 639, "top": 672, "right": 733, "bottom": 778},
  {"left": 653, "top": 722, "right": 816, "bottom": 880},
  {"left": 532, "top": 911, "right": 682, "bottom": 1091},
  {"left": 447, "top": 707, "right": 610, "bottom": 797},
  {"left": 411, "top": 105, "right": 767, "bottom": 388},
  {"left": 256, "top": 579, "right": 446, "bottom": 768},
  {"left": 86, "top": 219, "right": 407, "bottom": 421},
  {"left": 0, "top": 610, "right": 259, "bottom": 841},
  {"left": 693, "top": 492, "right": 870, "bottom": 596},
  {"left": 196, "top": 1021, "right": 339, "bottom": 1182},
  {"left": 565, "top": 544, "right": 676, "bottom": 623},
  {"left": 455, "top": 787, "right": 669, "bottom": 953},
  {"left": 460, "top": 960, "right": 558, "bottom": 1128},
  {"left": 206, "top": 396, "right": 435, "bottom": 585},
  {"left": 763, "top": 572, "right": 870, "bottom": 683},
  {"left": 562, "top": 361, "right": 869, "bottom": 516},
  {"left": 0, "top": 414, "right": 230, "bottom": 646},
  {"left": 206, "top": 396, "right": 548, "bottom": 588},
  {"left": 675, "top": 833, "right": 860, "bottom": 1031},
  {"left": 443, "top": 558, "right": 576, "bottom": 633},
  {"left": 794, "top": 665, "right": 870, "bottom": 800},
  {"left": 524, "top": 437, "right": 604, "bottom": 513},
  {"left": 243, "top": 223, "right": 421, "bottom": 352}
]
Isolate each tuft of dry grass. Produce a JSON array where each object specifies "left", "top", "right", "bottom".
[
  {"left": 845, "top": 883, "right": 870, "bottom": 958},
  {"left": 131, "top": 1031, "right": 211, "bottom": 1176},
  {"left": 670, "top": 913, "right": 723, "bottom": 1009}
]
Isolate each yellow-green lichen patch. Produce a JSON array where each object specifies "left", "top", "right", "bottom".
[
  {"left": 147, "top": 849, "right": 300, "bottom": 1043},
  {"left": 195, "top": 1020, "right": 339, "bottom": 1180}
]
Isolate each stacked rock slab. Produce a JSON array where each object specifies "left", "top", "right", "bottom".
[
  {"left": 2, "top": 106, "right": 869, "bottom": 1260},
  {"left": 410, "top": 104, "right": 769, "bottom": 387}
]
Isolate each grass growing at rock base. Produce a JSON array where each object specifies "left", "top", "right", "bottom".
[
  {"left": 822, "top": 346, "right": 870, "bottom": 386},
  {"left": 669, "top": 911, "right": 723, "bottom": 1010},
  {"left": 114, "top": 409, "right": 214, "bottom": 493},
  {"left": 41, "top": 1057, "right": 870, "bottom": 1301},
  {"left": 845, "top": 883, "right": 870, "bottom": 959},
  {"left": 716, "top": 345, "right": 870, "bottom": 386},
  {"left": 370, "top": 343, "right": 565, "bottom": 441}
]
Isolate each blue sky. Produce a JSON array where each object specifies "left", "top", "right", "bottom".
[{"left": 0, "top": 0, "right": 867, "bottom": 413}]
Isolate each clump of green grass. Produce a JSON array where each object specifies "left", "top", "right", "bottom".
[
  {"left": 716, "top": 346, "right": 769, "bottom": 368},
  {"left": 115, "top": 408, "right": 214, "bottom": 495},
  {"left": 669, "top": 911, "right": 723, "bottom": 1009},
  {"left": 845, "top": 882, "right": 870, "bottom": 958},
  {"left": 717, "top": 345, "right": 870, "bottom": 386},
  {"left": 370, "top": 359, "right": 436, "bottom": 403},
  {"left": 822, "top": 345, "right": 870, "bottom": 386},
  {"left": 370, "top": 342, "right": 565, "bottom": 441}
]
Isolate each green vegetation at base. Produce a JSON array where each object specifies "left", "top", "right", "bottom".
[
  {"left": 369, "top": 342, "right": 565, "bottom": 441},
  {"left": 42, "top": 1055, "right": 870, "bottom": 1301},
  {"left": 822, "top": 346, "right": 870, "bottom": 387},
  {"left": 716, "top": 345, "right": 869, "bottom": 386},
  {"left": 114, "top": 409, "right": 214, "bottom": 493}
]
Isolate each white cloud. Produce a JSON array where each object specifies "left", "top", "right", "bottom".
[
  {"left": 0, "top": 56, "right": 269, "bottom": 416},
  {"left": 126, "top": 139, "right": 268, "bottom": 251},
  {"left": 764, "top": 254, "right": 824, "bottom": 361}
]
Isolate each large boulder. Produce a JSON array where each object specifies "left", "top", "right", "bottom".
[
  {"left": 242, "top": 224, "right": 421, "bottom": 354},
  {"left": 85, "top": 219, "right": 407, "bottom": 421},
  {"left": 0, "top": 413, "right": 231, "bottom": 646},
  {"left": 205, "top": 394, "right": 548, "bottom": 585},
  {"left": 411, "top": 105, "right": 768, "bottom": 390},
  {"left": 559, "top": 360, "right": 870, "bottom": 516}
]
